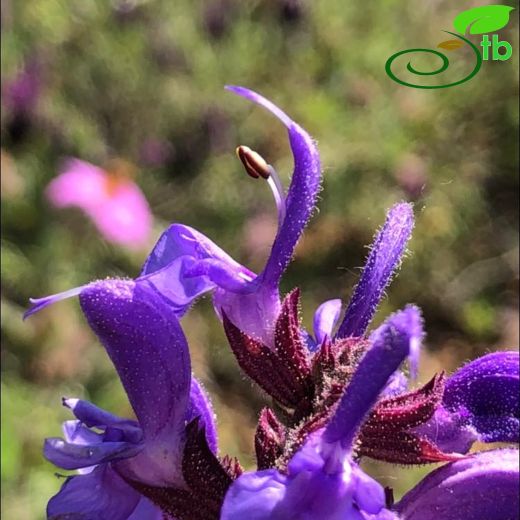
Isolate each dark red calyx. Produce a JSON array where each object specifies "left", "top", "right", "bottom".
[
  {"left": 222, "top": 289, "right": 313, "bottom": 410},
  {"left": 358, "top": 373, "right": 461, "bottom": 464},
  {"left": 255, "top": 407, "right": 287, "bottom": 469},
  {"left": 128, "top": 418, "right": 240, "bottom": 520},
  {"left": 272, "top": 336, "right": 370, "bottom": 469}
]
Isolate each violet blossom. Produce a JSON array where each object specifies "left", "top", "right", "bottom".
[
  {"left": 43, "top": 279, "right": 239, "bottom": 519},
  {"left": 27, "top": 87, "right": 519, "bottom": 519},
  {"left": 46, "top": 158, "right": 152, "bottom": 249}
]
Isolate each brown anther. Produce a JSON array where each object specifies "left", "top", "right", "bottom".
[{"left": 236, "top": 145, "right": 271, "bottom": 180}]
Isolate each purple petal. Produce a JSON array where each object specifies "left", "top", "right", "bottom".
[
  {"left": 225, "top": 86, "right": 294, "bottom": 127},
  {"left": 44, "top": 437, "right": 143, "bottom": 470},
  {"left": 63, "top": 398, "right": 142, "bottom": 443},
  {"left": 336, "top": 203, "right": 414, "bottom": 339},
  {"left": 139, "top": 224, "right": 255, "bottom": 317},
  {"left": 444, "top": 351, "right": 519, "bottom": 443},
  {"left": 222, "top": 431, "right": 390, "bottom": 520},
  {"left": 183, "top": 258, "right": 255, "bottom": 293},
  {"left": 60, "top": 421, "right": 103, "bottom": 475},
  {"left": 413, "top": 406, "right": 478, "bottom": 454},
  {"left": 185, "top": 378, "right": 218, "bottom": 453},
  {"left": 62, "top": 420, "right": 103, "bottom": 446},
  {"left": 140, "top": 256, "right": 219, "bottom": 317},
  {"left": 324, "top": 305, "right": 421, "bottom": 448},
  {"left": 395, "top": 448, "right": 520, "bottom": 520},
  {"left": 140, "top": 223, "right": 279, "bottom": 342},
  {"left": 221, "top": 469, "right": 288, "bottom": 520},
  {"left": 213, "top": 283, "right": 282, "bottom": 345},
  {"left": 79, "top": 279, "right": 191, "bottom": 443},
  {"left": 141, "top": 223, "right": 252, "bottom": 279},
  {"left": 47, "top": 465, "right": 145, "bottom": 520},
  {"left": 313, "top": 298, "right": 342, "bottom": 345},
  {"left": 226, "top": 86, "right": 322, "bottom": 291},
  {"left": 127, "top": 497, "right": 166, "bottom": 520}
]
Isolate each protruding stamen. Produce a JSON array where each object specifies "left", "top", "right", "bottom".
[
  {"left": 236, "top": 146, "right": 270, "bottom": 179},
  {"left": 236, "top": 146, "right": 287, "bottom": 227},
  {"left": 266, "top": 168, "right": 286, "bottom": 226}
]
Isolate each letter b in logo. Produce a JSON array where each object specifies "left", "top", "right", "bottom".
[{"left": 491, "top": 34, "right": 512, "bottom": 61}]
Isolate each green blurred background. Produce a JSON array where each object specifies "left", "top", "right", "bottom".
[{"left": 1, "top": 1, "right": 518, "bottom": 518}]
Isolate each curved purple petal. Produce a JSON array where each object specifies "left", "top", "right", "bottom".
[
  {"left": 139, "top": 224, "right": 255, "bottom": 318},
  {"left": 183, "top": 258, "right": 255, "bottom": 293},
  {"left": 226, "top": 86, "right": 322, "bottom": 291},
  {"left": 185, "top": 378, "right": 218, "bottom": 453},
  {"left": 79, "top": 279, "right": 191, "bottom": 443},
  {"left": 62, "top": 420, "right": 103, "bottom": 446},
  {"left": 336, "top": 203, "right": 414, "bottom": 339},
  {"left": 141, "top": 223, "right": 252, "bottom": 280},
  {"left": 79, "top": 279, "right": 192, "bottom": 487},
  {"left": 395, "top": 448, "right": 520, "bottom": 520},
  {"left": 444, "top": 351, "right": 519, "bottom": 443},
  {"left": 44, "top": 437, "right": 143, "bottom": 470},
  {"left": 47, "top": 465, "right": 146, "bottom": 520},
  {"left": 63, "top": 398, "right": 141, "bottom": 439},
  {"left": 324, "top": 305, "right": 420, "bottom": 448},
  {"left": 313, "top": 298, "right": 342, "bottom": 345},
  {"left": 140, "top": 256, "right": 218, "bottom": 317}
]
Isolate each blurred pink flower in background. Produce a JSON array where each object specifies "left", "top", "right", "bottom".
[{"left": 46, "top": 158, "right": 152, "bottom": 249}]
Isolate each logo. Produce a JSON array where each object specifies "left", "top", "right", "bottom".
[{"left": 385, "top": 5, "right": 515, "bottom": 89}]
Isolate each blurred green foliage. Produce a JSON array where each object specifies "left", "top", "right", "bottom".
[{"left": 1, "top": 0, "right": 518, "bottom": 518}]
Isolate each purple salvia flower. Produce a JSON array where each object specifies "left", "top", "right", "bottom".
[
  {"left": 394, "top": 448, "right": 519, "bottom": 520},
  {"left": 139, "top": 86, "right": 321, "bottom": 345},
  {"left": 26, "top": 85, "right": 519, "bottom": 519},
  {"left": 25, "top": 87, "right": 321, "bottom": 347},
  {"left": 415, "top": 351, "right": 519, "bottom": 453},
  {"left": 221, "top": 307, "right": 418, "bottom": 519},
  {"left": 43, "top": 279, "right": 235, "bottom": 519}
]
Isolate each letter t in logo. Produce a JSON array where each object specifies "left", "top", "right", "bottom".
[{"left": 480, "top": 34, "right": 492, "bottom": 60}]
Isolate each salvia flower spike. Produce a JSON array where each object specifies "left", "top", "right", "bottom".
[{"left": 26, "top": 87, "right": 519, "bottom": 520}]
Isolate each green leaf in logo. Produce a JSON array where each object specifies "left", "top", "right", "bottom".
[{"left": 453, "top": 5, "right": 514, "bottom": 35}]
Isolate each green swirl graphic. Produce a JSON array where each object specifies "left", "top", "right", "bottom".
[{"left": 385, "top": 32, "right": 482, "bottom": 89}]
